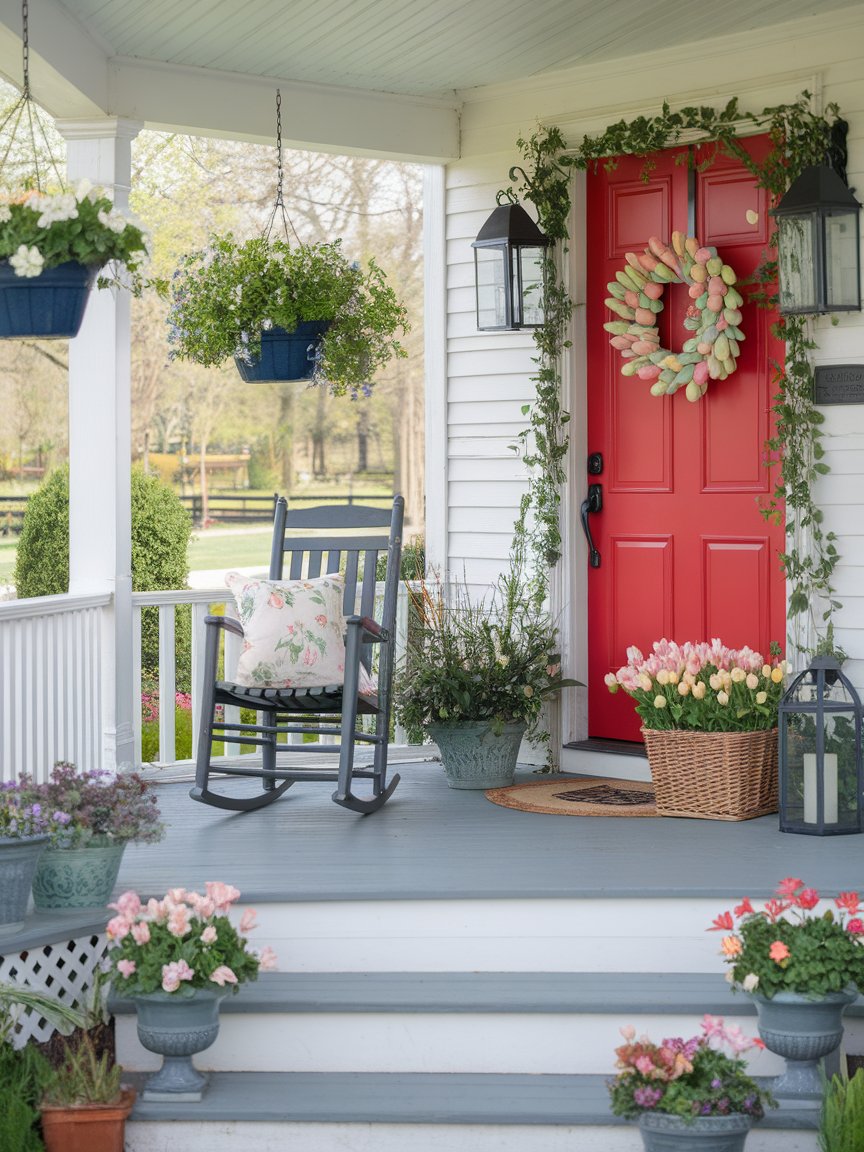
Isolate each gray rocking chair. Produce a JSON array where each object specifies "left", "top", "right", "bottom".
[{"left": 191, "top": 496, "right": 404, "bottom": 814}]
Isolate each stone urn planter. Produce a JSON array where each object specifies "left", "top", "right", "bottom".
[
  {"left": 427, "top": 720, "right": 526, "bottom": 789},
  {"left": 749, "top": 988, "right": 859, "bottom": 1100},
  {"left": 131, "top": 988, "right": 228, "bottom": 1101},
  {"left": 638, "top": 1112, "right": 753, "bottom": 1151},
  {"left": 32, "top": 842, "right": 127, "bottom": 910}
]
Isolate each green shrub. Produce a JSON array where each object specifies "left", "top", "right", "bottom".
[
  {"left": 0, "top": 1039, "right": 50, "bottom": 1152},
  {"left": 14, "top": 466, "right": 192, "bottom": 686}
]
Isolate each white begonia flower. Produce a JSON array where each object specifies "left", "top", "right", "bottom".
[
  {"left": 0, "top": 205, "right": 10, "bottom": 223},
  {"left": 75, "top": 178, "right": 93, "bottom": 200},
  {"left": 37, "top": 193, "right": 78, "bottom": 228},
  {"left": 9, "top": 244, "right": 45, "bottom": 277},
  {"left": 97, "top": 208, "right": 127, "bottom": 234}
]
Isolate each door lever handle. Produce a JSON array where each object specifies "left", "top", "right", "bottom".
[{"left": 580, "top": 483, "right": 602, "bottom": 568}]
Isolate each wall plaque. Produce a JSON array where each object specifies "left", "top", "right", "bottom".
[{"left": 814, "top": 364, "right": 864, "bottom": 404}]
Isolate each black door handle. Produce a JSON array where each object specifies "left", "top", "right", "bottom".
[{"left": 580, "top": 483, "right": 602, "bottom": 568}]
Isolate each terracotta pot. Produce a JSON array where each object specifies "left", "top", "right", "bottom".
[{"left": 40, "top": 1087, "right": 135, "bottom": 1152}]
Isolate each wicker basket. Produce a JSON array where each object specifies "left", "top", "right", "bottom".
[{"left": 641, "top": 727, "right": 779, "bottom": 821}]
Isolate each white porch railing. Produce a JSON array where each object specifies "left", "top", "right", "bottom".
[
  {"left": 131, "top": 581, "right": 413, "bottom": 770},
  {"left": 0, "top": 582, "right": 413, "bottom": 784},
  {"left": 0, "top": 592, "right": 110, "bottom": 782}
]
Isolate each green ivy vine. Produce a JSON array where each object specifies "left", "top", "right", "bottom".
[{"left": 505, "top": 92, "right": 845, "bottom": 659}]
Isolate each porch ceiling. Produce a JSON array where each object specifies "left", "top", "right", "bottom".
[{"left": 0, "top": 0, "right": 860, "bottom": 160}]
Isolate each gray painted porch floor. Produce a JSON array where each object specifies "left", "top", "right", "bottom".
[{"left": 121, "top": 754, "right": 864, "bottom": 903}]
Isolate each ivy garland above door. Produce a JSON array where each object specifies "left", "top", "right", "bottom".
[{"left": 505, "top": 92, "right": 846, "bottom": 661}]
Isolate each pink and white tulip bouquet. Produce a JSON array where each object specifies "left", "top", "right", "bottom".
[
  {"left": 106, "top": 882, "right": 277, "bottom": 996},
  {"left": 605, "top": 638, "right": 789, "bottom": 732}
]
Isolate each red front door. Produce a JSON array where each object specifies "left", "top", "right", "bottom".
[{"left": 585, "top": 138, "right": 785, "bottom": 741}]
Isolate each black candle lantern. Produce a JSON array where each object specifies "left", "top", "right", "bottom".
[
  {"left": 770, "top": 123, "right": 861, "bottom": 316},
  {"left": 778, "top": 656, "right": 863, "bottom": 835},
  {"left": 472, "top": 202, "right": 552, "bottom": 331}
]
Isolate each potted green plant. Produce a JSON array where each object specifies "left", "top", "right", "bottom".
[
  {"left": 105, "top": 882, "right": 277, "bottom": 1100},
  {"left": 39, "top": 1035, "right": 135, "bottom": 1152},
  {"left": 709, "top": 878, "right": 864, "bottom": 1101},
  {"left": 608, "top": 1014, "right": 775, "bottom": 1151},
  {"left": 0, "top": 980, "right": 84, "bottom": 1152},
  {"left": 819, "top": 1067, "right": 864, "bottom": 1151},
  {"left": 395, "top": 558, "right": 576, "bottom": 788},
  {"left": 0, "top": 181, "right": 158, "bottom": 338},
  {"left": 0, "top": 784, "right": 71, "bottom": 934},
  {"left": 606, "top": 639, "right": 789, "bottom": 819},
  {"left": 16, "top": 762, "right": 164, "bottom": 910},
  {"left": 167, "top": 233, "right": 408, "bottom": 393}
]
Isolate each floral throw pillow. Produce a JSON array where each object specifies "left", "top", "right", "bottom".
[{"left": 224, "top": 571, "right": 376, "bottom": 693}]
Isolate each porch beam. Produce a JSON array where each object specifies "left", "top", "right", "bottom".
[{"left": 108, "top": 58, "right": 460, "bottom": 163}]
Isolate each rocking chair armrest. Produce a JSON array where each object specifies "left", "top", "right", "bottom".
[
  {"left": 204, "top": 614, "right": 244, "bottom": 637},
  {"left": 345, "top": 614, "right": 390, "bottom": 644}
]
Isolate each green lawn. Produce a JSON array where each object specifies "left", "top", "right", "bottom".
[
  {"left": 187, "top": 528, "right": 272, "bottom": 573},
  {"left": 0, "top": 529, "right": 274, "bottom": 588}
]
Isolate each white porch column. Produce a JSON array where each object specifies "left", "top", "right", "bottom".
[{"left": 56, "top": 118, "right": 142, "bottom": 774}]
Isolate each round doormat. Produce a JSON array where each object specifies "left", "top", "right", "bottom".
[{"left": 485, "top": 774, "right": 657, "bottom": 817}]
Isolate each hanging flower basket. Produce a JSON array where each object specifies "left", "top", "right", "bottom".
[
  {"left": 234, "top": 320, "right": 331, "bottom": 383},
  {"left": 0, "top": 260, "right": 97, "bottom": 339}
]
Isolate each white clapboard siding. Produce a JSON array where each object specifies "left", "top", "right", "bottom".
[{"left": 442, "top": 10, "right": 864, "bottom": 677}]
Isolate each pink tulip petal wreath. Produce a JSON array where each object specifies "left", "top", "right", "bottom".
[{"left": 604, "top": 232, "right": 744, "bottom": 401}]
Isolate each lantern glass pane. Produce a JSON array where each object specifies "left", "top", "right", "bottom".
[
  {"left": 516, "top": 245, "right": 545, "bottom": 326},
  {"left": 824, "top": 210, "right": 860, "bottom": 309},
  {"left": 783, "top": 677, "right": 860, "bottom": 829},
  {"left": 475, "top": 246, "right": 509, "bottom": 329},
  {"left": 778, "top": 214, "right": 818, "bottom": 312}
]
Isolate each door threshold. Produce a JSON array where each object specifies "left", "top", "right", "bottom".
[{"left": 563, "top": 737, "right": 647, "bottom": 759}]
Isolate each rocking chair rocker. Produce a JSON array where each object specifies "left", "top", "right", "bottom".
[{"left": 191, "top": 496, "right": 404, "bottom": 814}]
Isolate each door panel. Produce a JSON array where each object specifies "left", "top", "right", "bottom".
[{"left": 585, "top": 138, "right": 785, "bottom": 741}]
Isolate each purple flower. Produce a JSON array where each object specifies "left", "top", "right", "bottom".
[{"left": 633, "top": 1087, "right": 663, "bottom": 1109}]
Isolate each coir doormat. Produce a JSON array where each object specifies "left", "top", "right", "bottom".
[{"left": 485, "top": 774, "right": 657, "bottom": 817}]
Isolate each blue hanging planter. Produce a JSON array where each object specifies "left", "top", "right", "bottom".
[
  {"left": 0, "top": 260, "right": 98, "bottom": 339},
  {"left": 233, "top": 320, "right": 330, "bottom": 383}
]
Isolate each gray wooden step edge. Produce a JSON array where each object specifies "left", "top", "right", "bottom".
[
  {"left": 124, "top": 1070, "right": 817, "bottom": 1130},
  {"left": 109, "top": 970, "right": 864, "bottom": 1017}
]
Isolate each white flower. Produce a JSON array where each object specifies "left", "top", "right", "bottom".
[
  {"left": 75, "top": 178, "right": 93, "bottom": 200},
  {"left": 9, "top": 244, "right": 45, "bottom": 277},
  {"left": 35, "top": 192, "right": 79, "bottom": 228},
  {"left": 0, "top": 205, "right": 10, "bottom": 223},
  {"left": 97, "top": 208, "right": 127, "bottom": 234},
  {"left": 742, "top": 973, "right": 760, "bottom": 992}
]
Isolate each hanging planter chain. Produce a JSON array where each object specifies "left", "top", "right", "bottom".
[
  {"left": 264, "top": 89, "right": 300, "bottom": 244},
  {"left": 0, "top": 0, "right": 65, "bottom": 191}
]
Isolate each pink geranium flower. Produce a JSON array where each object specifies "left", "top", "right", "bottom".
[
  {"left": 209, "top": 965, "right": 238, "bottom": 987},
  {"left": 107, "top": 883, "right": 276, "bottom": 998},
  {"left": 769, "top": 941, "right": 790, "bottom": 963}
]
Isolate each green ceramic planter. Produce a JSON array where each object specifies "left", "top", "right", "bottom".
[
  {"left": 0, "top": 834, "right": 49, "bottom": 936},
  {"left": 32, "top": 842, "right": 127, "bottom": 909},
  {"left": 427, "top": 720, "right": 526, "bottom": 789}
]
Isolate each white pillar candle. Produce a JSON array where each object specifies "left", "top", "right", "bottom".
[{"left": 803, "top": 752, "right": 839, "bottom": 823}]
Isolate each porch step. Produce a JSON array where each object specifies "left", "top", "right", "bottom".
[
  {"left": 123, "top": 1070, "right": 820, "bottom": 1152},
  {"left": 114, "top": 971, "right": 864, "bottom": 1077}
]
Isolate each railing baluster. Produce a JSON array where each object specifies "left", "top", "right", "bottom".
[{"left": 157, "top": 605, "right": 177, "bottom": 765}]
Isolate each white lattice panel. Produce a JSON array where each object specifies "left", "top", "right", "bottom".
[{"left": 0, "top": 933, "right": 108, "bottom": 1047}]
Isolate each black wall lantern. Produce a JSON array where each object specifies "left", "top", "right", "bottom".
[
  {"left": 770, "top": 122, "right": 861, "bottom": 315},
  {"left": 778, "top": 655, "right": 863, "bottom": 835},
  {"left": 472, "top": 201, "right": 552, "bottom": 331}
]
